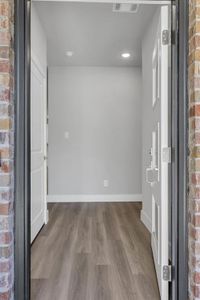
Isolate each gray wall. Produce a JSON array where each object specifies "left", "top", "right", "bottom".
[
  {"left": 141, "top": 8, "right": 160, "bottom": 230},
  {"left": 48, "top": 66, "right": 142, "bottom": 196}
]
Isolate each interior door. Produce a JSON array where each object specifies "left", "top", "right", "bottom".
[
  {"left": 31, "top": 55, "right": 47, "bottom": 242},
  {"left": 146, "top": 6, "right": 170, "bottom": 299}
]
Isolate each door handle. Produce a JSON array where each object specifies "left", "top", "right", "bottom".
[
  {"left": 146, "top": 167, "right": 159, "bottom": 184},
  {"left": 146, "top": 168, "right": 154, "bottom": 184}
]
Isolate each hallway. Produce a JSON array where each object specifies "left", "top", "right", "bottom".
[{"left": 31, "top": 203, "right": 160, "bottom": 300}]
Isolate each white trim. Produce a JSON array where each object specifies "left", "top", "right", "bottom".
[
  {"left": 47, "top": 194, "right": 142, "bottom": 203},
  {"left": 141, "top": 209, "right": 152, "bottom": 232},
  {"left": 32, "top": 0, "right": 171, "bottom": 4}
]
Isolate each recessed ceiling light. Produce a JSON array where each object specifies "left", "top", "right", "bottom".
[
  {"left": 113, "top": 4, "right": 139, "bottom": 13},
  {"left": 66, "top": 51, "right": 74, "bottom": 57},
  {"left": 121, "top": 52, "right": 131, "bottom": 59}
]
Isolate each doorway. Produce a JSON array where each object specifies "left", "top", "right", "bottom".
[
  {"left": 14, "top": 1, "right": 189, "bottom": 300},
  {"left": 30, "top": 1, "right": 170, "bottom": 299}
]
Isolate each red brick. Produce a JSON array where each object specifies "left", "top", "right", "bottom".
[
  {"left": 195, "top": 132, "right": 200, "bottom": 144},
  {"left": 191, "top": 255, "right": 199, "bottom": 268},
  {"left": 0, "top": 203, "right": 12, "bottom": 215},
  {"left": 192, "top": 186, "right": 200, "bottom": 198},
  {"left": 0, "top": 32, "right": 10, "bottom": 47},
  {"left": 190, "top": 224, "right": 200, "bottom": 239},
  {"left": 0, "top": 3, "right": 10, "bottom": 17},
  {"left": 1, "top": 161, "right": 12, "bottom": 173},
  {"left": 190, "top": 104, "right": 200, "bottom": 116},
  {"left": 0, "top": 61, "right": 10, "bottom": 73},
  {"left": 194, "top": 272, "right": 200, "bottom": 284},
  {"left": 0, "top": 148, "right": 12, "bottom": 160},
  {"left": 192, "top": 173, "right": 200, "bottom": 184},
  {"left": 193, "top": 199, "right": 200, "bottom": 212},
  {"left": 0, "top": 232, "right": 12, "bottom": 244},
  {"left": 193, "top": 214, "right": 200, "bottom": 226},
  {"left": 0, "top": 291, "right": 11, "bottom": 300},
  {"left": 192, "top": 284, "right": 200, "bottom": 297}
]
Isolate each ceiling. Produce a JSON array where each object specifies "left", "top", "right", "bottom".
[{"left": 34, "top": 2, "right": 157, "bottom": 67}]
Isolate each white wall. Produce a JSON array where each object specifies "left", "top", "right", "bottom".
[
  {"left": 141, "top": 8, "right": 160, "bottom": 231},
  {"left": 48, "top": 66, "right": 142, "bottom": 200},
  {"left": 31, "top": 4, "right": 47, "bottom": 74}
]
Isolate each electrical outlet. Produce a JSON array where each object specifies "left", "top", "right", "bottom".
[{"left": 104, "top": 180, "right": 109, "bottom": 188}]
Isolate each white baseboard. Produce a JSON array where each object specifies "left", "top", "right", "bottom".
[
  {"left": 141, "top": 209, "right": 152, "bottom": 233},
  {"left": 47, "top": 194, "right": 142, "bottom": 203}
]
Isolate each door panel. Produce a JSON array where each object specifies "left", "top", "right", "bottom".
[
  {"left": 146, "top": 6, "right": 170, "bottom": 300},
  {"left": 31, "top": 57, "right": 46, "bottom": 242}
]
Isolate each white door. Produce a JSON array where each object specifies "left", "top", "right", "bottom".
[
  {"left": 146, "top": 6, "right": 170, "bottom": 300},
  {"left": 31, "top": 55, "right": 47, "bottom": 242}
]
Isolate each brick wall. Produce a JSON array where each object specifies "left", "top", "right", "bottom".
[{"left": 0, "top": 1, "right": 14, "bottom": 300}]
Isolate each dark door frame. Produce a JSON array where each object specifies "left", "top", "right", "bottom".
[
  {"left": 14, "top": 0, "right": 188, "bottom": 299},
  {"left": 15, "top": 0, "right": 31, "bottom": 299}
]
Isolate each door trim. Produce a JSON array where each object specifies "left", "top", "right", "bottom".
[
  {"left": 171, "top": 1, "right": 189, "bottom": 299},
  {"left": 32, "top": 0, "right": 171, "bottom": 4},
  {"left": 14, "top": 0, "right": 31, "bottom": 299},
  {"left": 14, "top": 0, "right": 188, "bottom": 299}
]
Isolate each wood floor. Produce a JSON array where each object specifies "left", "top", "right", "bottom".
[{"left": 31, "top": 203, "right": 160, "bottom": 300}]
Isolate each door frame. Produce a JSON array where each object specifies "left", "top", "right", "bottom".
[{"left": 14, "top": 0, "right": 188, "bottom": 299}]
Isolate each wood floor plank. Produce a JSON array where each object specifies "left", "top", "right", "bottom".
[
  {"left": 107, "top": 239, "right": 138, "bottom": 300},
  {"left": 31, "top": 279, "right": 49, "bottom": 300},
  {"left": 31, "top": 203, "right": 160, "bottom": 300},
  {"left": 67, "top": 253, "right": 90, "bottom": 300},
  {"left": 91, "top": 218, "right": 110, "bottom": 266},
  {"left": 89, "top": 265, "right": 112, "bottom": 300}
]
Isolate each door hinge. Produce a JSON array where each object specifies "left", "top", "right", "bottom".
[
  {"left": 162, "top": 147, "right": 171, "bottom": 163},
  {"left": 162, "top": 30, "right": 170, "bottom": 45},
  {"left": 163, "top": 265, "right": 172, "bottom": 282}
]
